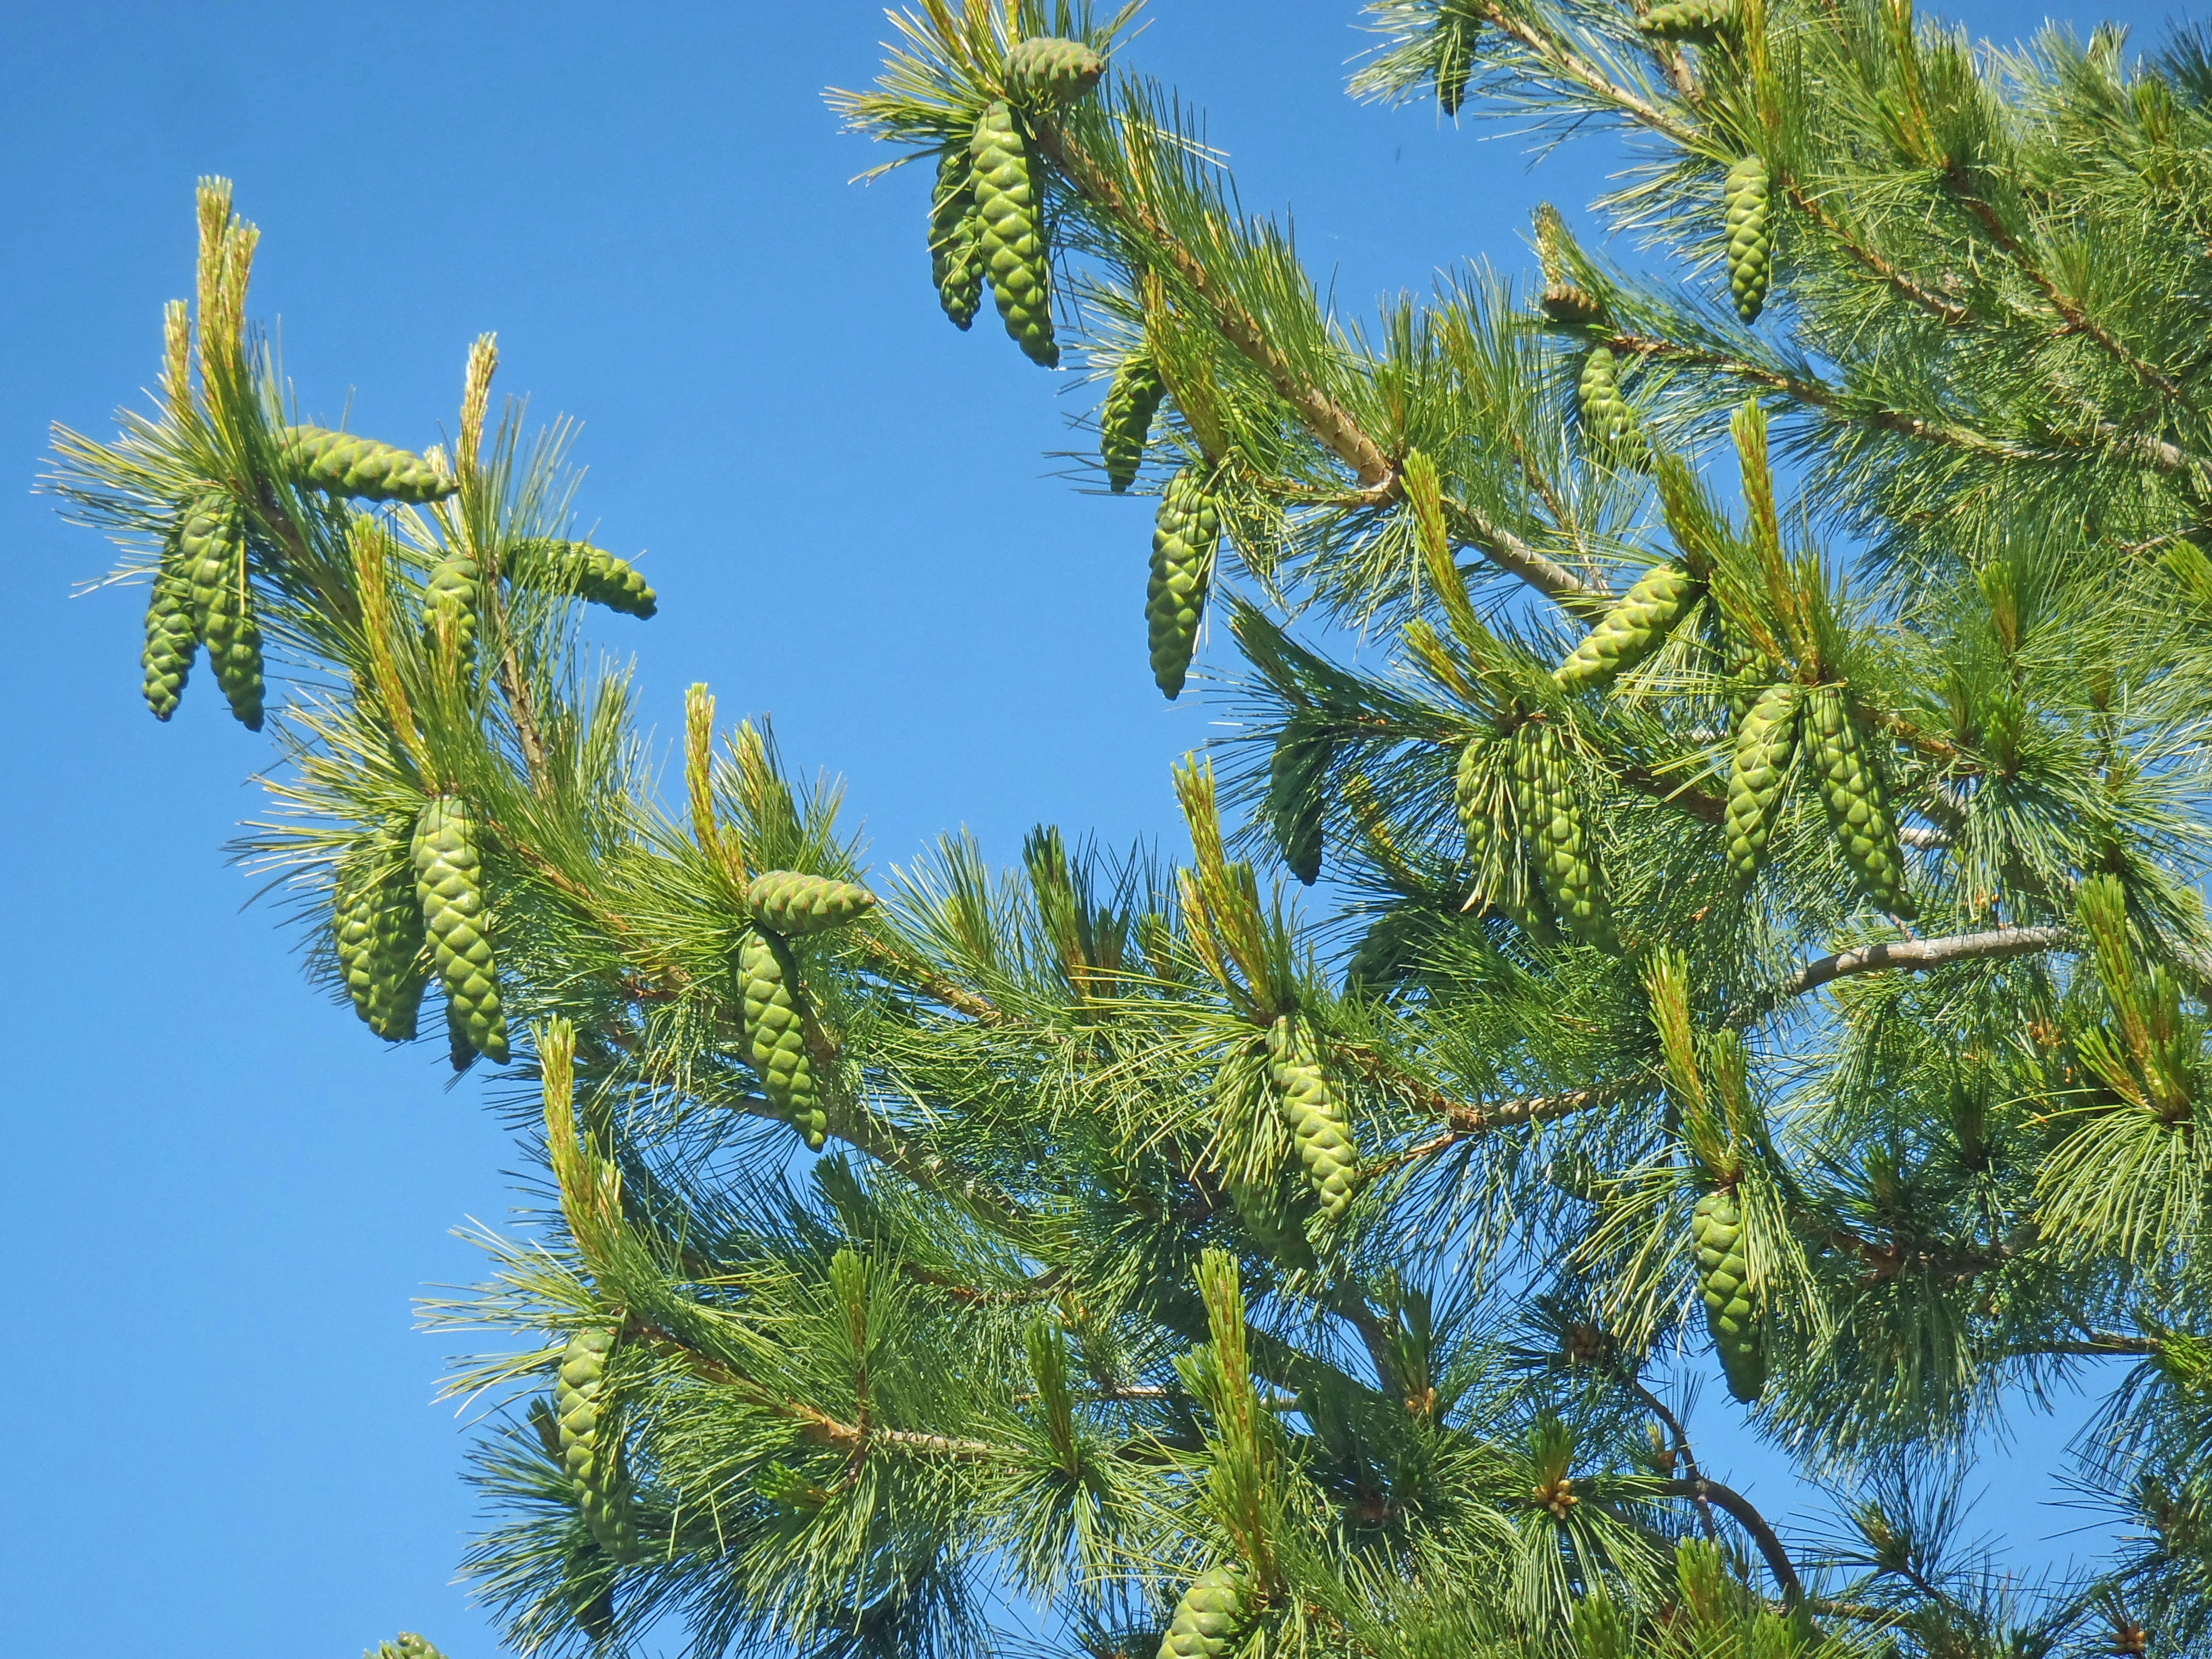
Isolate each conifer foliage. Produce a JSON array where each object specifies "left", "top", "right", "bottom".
[{"left": 43, "top": 4, "right": 2212, "bottom": 1656}]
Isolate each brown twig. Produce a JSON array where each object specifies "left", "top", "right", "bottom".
[
  {"left": 1656, "top": 1476, "right": 1804, "bottom": 1606},
  {"left": 1766, "top": 924, "right": 2070, "bottom": 1005},
  {"left": 1785, "top": 181, "right": 1972, "bottom": 326}
]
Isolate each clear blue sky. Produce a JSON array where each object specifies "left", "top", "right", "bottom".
[{"left": 3, "top": 4, "right": 2191, "bottom": 1654}]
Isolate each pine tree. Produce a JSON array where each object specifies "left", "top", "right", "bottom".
[{"left": 44, "top": 6, "right": 2212, "bottom": 1656}]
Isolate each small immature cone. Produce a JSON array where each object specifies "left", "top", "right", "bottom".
[
  {"left": 1552, "top": 562, "right": 1701, "bottom": 688},
  {"left": 1002, "top": 35, "right": 1105, "bottom": 107},
  {"left": 411, "top": 794, "right": 509, "bottom": 1064},
  {"left": 181, "top": 490, "right": 264, "bottom": 730},
  {"left": 279, "top": 425, "right": 454, "bottom": 501},
  {"left": 1100, "top": 348, "right": 1166, "bottom": 493},
  {"left": 140, "top": 530, "right": 199, "bottom": 721},
  {"left": 1642, "top": 0, "right": 1738, "bottom": 40},
  {"left": 555, "top": 1327, "right": 642, "bottom": 1564},
  {"left": 1268, "top": 1014, "right": 1357, "bottom": 1221},
  {"left": 507, "top": 539, "right": 658, "bottom": 619},
  {"left": 737, "top": 928, "right": 826, "bottom": 1148},
  {"left": 1157, "top": 1564, "right": 1249, "bottom": 1659},
  {"left": 929, "top": 141, "right": 985, "bottom": 331},
  {"left": 1147, "top": 466, "right": 1222, "bottom": 700},
  {"left": 969, "top": 101, "right": 1059, "bottom": 367},
  {"left": 1723, "top": 154, "right": 1775, "bottom": 324},
  {"left": 1539, "top": 280, "right": 1604, "bottom": 326},
  {"left": 746, "top": 870, "right": 876, "bottom": 936},
  {"left": 1807, "top": 685, "right": 1915, "bottom": 916},
  {"left": 334, "top": 854, "right": 428, "bottom": 1042},
  {"left": 1725, "top": 681, "right": 1801, "bottom": 883},
  {"left": 1691, "top": 1188, "right": 1766, "bottom": 1403}
]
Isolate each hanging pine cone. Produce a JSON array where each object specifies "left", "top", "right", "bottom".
[
  {"left": 1725, "top": 681, "right": 1800, "bottom": 883},
  {"left": 1157, "top": 1565, "right": 1250, "bottom": 1659},
  {"left": 334, "top": 845, "right": 428, "bottom": 1042},
  {"left": 1723, "top": 154, "right": 1774, "bottom": 323},
  {"left": 1642, "top": 0, "right": 1738, "bottom": 40},
  {"left": 1266, "top": 724, "right": 1329, "bottom": 887},
  {"left": 181, "top": 491, "right": 264, "bottom": 730},
  {"left": 1268, "top": 1014, "right": 1357, "bottom": 1221},
  {"left": 1003, "top": 35, "right": 1105, "bottom": 106},
  {"left": 555, "top": 1327, "right": 642, "bottom": 1564},
  {"left": 279, "top": 425, "right": 454, "bottom": 501},
  {"left": 929, "top": 141, "right": 984, "bottom": 331},
  {"left": 507, "top": 539, "right": 658, "bottom": 619},
  {"left": 1222, "top": 1160, "right": 1316, "bottom": 1273},
  {"left": 1517, "top": 724, "right": 1616, "bottom": 950},
  {"left": 969, "top": 101, "right": 1059, "bottom": 368},
  {"left": 1807, "top": 686, "right": 1914, "bottom": 916},
  {"left": 737, "top": 928, "right": 827, "bottom": 1148},
  {"left": 565, "top": 1545, "right": 618, "bottom": 1644},
  {"left": 1690, "top": 1188, "right": 1766, "bottom": 1403},
  {"left": 140, "top": 530, "right": 198, "bottom": 721},
  {"left": 1436, "top": 13, "right": 1473, "bottom": 116},
  {"left": 1501, "top": 736, "right": 1565, "bottom": 947},
  {"left": 1552, "top": 562, "right": 1702, "bottom": 688},
  {"left": 421, "top": 552, "right": 479, "bottom": 664},
  {"left": 1148, "top": 465, "right": 1222, "bottom": 700},
  {"left": 746, "top": 870, "right": 877, "bottom": 936},
  {"left": 1455, "top": 739, "right": 1495, "bottom": 873},
  {"left": 1100, "top": 348, "right": 1166, "bottom": 493},
  {"left": 1576, "top": 347, "right": 1641, "bottom": 466},
  {"left": 411, "top": 794, "right": 509, "bottom": 1065},
  {"left": 1540, "top": 280, "right": 1604, "bottom": 326}
]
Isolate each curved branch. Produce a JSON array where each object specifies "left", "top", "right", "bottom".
[{"left": 1657, "top": 1477, "right": 1803, "bottom": 1607}]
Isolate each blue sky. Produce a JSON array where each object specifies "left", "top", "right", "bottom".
[{"left": 3, "top": 3, "right": 2193, "bottom": 1654}]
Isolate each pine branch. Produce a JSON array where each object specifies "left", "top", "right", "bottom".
[
  {"left": 1762, "top": 925, "right": 2072, "bottom": 1007},
  {"left": 1654, "top": 1477, "right": 1803, "bottom": 1607}
]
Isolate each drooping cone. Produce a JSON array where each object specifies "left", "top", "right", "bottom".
[
  {"left": 1723, "top": 154, "right": 1775, "bottom": 323},
  {"left": 181, "top": 491, "right": 264, "bottom": 730},
  {"left": 1502, "top": 736, "right": 1565, "bottom": 947},
  {"left": 279, "top": 425, "right": 454, "bottom": 501},
  {"left": 1807, "top": 685, "right": 1915, "bottom": 916},
  {"left": 1455, "top": 739, "right": 1494, "bottom": 872},
  {"left": 334, "top": 848, "right": 428, "bottom": 1042},
  {"left": 1725, "top": 681, "right": 1800, "bottom": 883},
  {"left": 1157, "top": 1565, "right": 1249, "bottom": 1659},
  {"left": 1576, "top": 347, "right": 1640, "bottom": 466},
  {"left": 421, "top": 552, "right": 480, "bottom": 664},
  {"left": 140, "top": 528, "right": 199, "bottom": 721},
  {"left": 1690, "top": 1189, "right": 1765, "bottom": 1403},
  {"left": 1436, "top": 15, "right": 1473, "bottom": 115},
  {"left": 737, "top": 928, "right": 827, "bottom": 1148},
  {"left": 555, "top": 1327, "right": 642, "bottom": 1564},
  {"left": 1100, "top": 348, "right": 1166, "bottom": 493},
  {"left": 1642, "top": 0, "right": 1737, "bottom": 40},
  {"left": 565, "top": 1545, "right": 618, "bottom": 1644},
  {"left": 1552, "top": 562, "right": 1701, "bottom": 688},
  {"left": 1266, "top": 725, "right": 1328, "bottom": 886},
  {"left": 1003, "top": 35, "right": 1105, "bottom": 106},
  {"left": 929, "top": 141, "right": 985, "bottom": 331},
  {"left": 1518, "top": 723, "right": 1616, "bottom": 950},
  {"left": 1268, "top": 1014, "right": 1357, "bottom": 1222},
  {"left": 746, "top": 870, "right": 876, "bottom": 936},
  {"left": 1147, "top": 466, "right": 1222, "bottom": 700},
  {"left": 1222, "top": 1160, "right": 1316, "bottom": 1273},
  {"left": 411, "top": 794, "right": 510, "bottom": 1064},
  {"left": 508, "top": 539, "right": 658, "bottom": 619},
  {"left": 969, "top": 101, "right": 1059, "bottom": 367}
]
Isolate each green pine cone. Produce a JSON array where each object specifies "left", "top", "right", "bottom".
[
  {"left": 411, "top": 795, "right": 510, "bottom": 1065},
  {"left": 1148, "top": 466, "right": 1222, "bottom": 700},
  {"left": 1436, "top": 14, "right": 1473, "bottom": 115},
  {"left": 1807, "top": 685, "right": 1915, "bottom": 916},
  {"left": 1003, "top": 35, "right": 1105, "bottom": 106},
  {"left": 1553, "top": 562, "right": 1701, "bottom": 688},
  {"left": 1268, "top": 1015, "right": 1358, "bottom": 1221},
  {"left": 737, "top": 928, "right": 825, "bottom": 1146},
  {"left": 1725, "top": 681, "right": 1801, "bottom": 883},
  {"left": 1266, "top": 725, "right": 1328, "bottom": 887},
  {"left": 1576, "top": 347, "right": 1641, "bottom": 466},
  {"left": 1157, "top": 1565, "right": 1250, "bottom": 1659},
  {"left": 334, "top": 844, "right": 428, "bottom": 1042},
  {"left": 566, "top": 1544, "right": 619, "bottom": 1644},
  {"left": 1723, "top": 154, "right": 1774, "bottom": 324},
  {"left": 1455, "top": 739, "right": 1495, "bottom": 872},
  {"left": 556, "top": 1327, "right": 642, "bottom": 1564},
  {"left": 1518, "top": 724, "right": 1617, "bottom": 950},
  {"left": 279, "top": 425, "right": 454, "bottom": 501},
  {"left": 141, "top": 531, "right": 199, "bottom": 721},
  {"left": 1223, "top": 1162, "right": 1316, "bottom": 1272},
  {"left": 1642, "top": 0, "right": 1737, "bottom": 40},
  {"left": 1101, "top": 348, "right": 1167, "bottom": 493},
  {"left": 422, "top": 553, "right": 480, "bottom": 664},
  {"left": 1540, "top": 281, "right": 1604, "bottom": 326},
  {"left": 181, "top": 492, "right": 264, "bottom": 730},
  {"left": 929, "top": 141, "right": 984, "bottom": 331},
  {"left": 747, "top": 870, "right": 877, "bottom": 936},
  {"left": 969, "top": 101, "right": 1059, "bottom": 367},
  {"left": 508, "top": 539, "right": 658, "bottom": 619},
  {"left": 1691, "top": 1189, "right": 1766, "bottom": 1404}
]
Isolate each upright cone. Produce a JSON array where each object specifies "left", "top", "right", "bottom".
[
  {"left": 422, "top": 552, "right": 480, "bottom": 664},
  {"left": 1577, "top": 347, "right": 1640, "bottom": 466},
  {"left": 1723, "top": 154, "right": 1775, "bottom": 323},
  {"left": 1147, "top": 466, "right": 1222, "bottom": 700},
  {"left": 1158, "top": 1565, "right": 1249, "bottom": 1659},
  {"left": 411, "top": 795, "right": 509, "bottom": 1064},
  {"left": 1003, "top": 35, "right": 1105, "bottom": 106},
  {"left": 1691, "top": 1189, "right": 1765, "bottom": 1403},
  {"left": 1268, "top": 1014, "right": 1357, "bottom": 1221},
  {"left": 969, "top": 101, "right": 1058, "bottom": 367}
]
